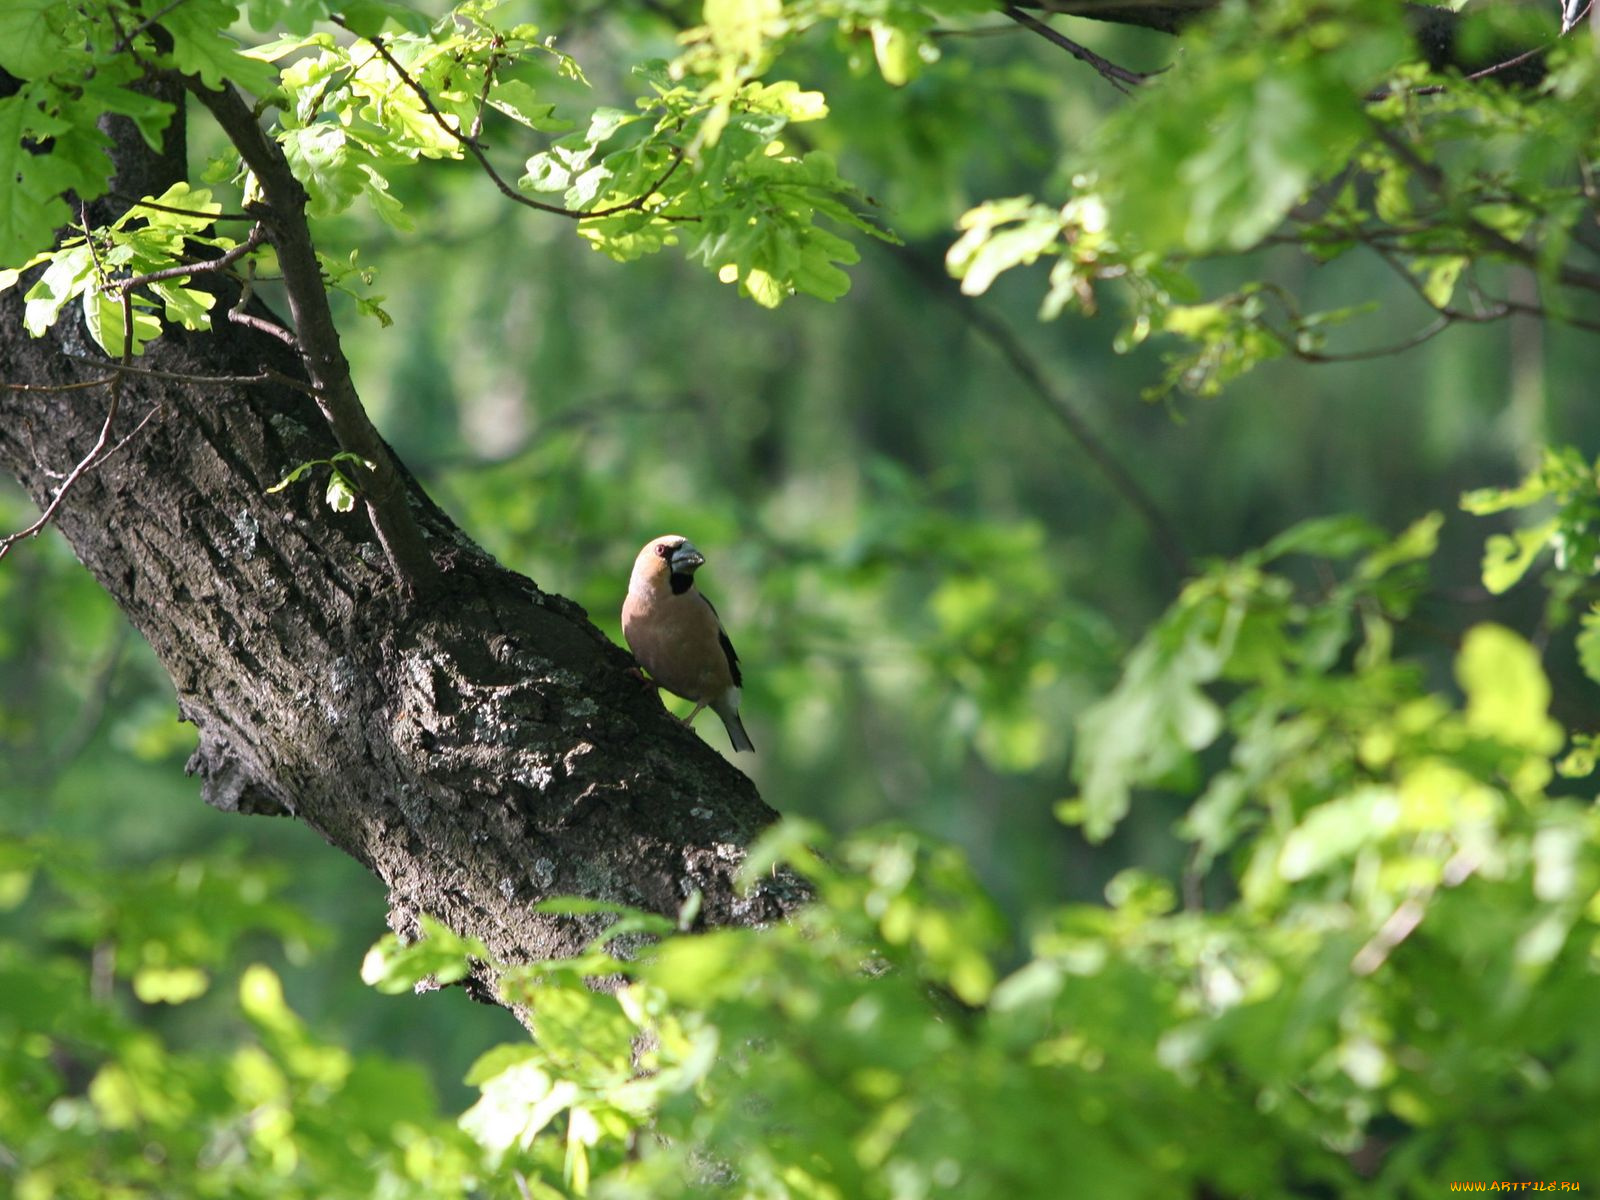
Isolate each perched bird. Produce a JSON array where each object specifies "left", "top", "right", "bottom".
[{"left": 622, "top": 535, "right": 754, "bottom": 753}]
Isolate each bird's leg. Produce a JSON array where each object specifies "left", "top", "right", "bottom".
[
  {"left": 680, "top": 701, "right": 707, "bottom": 727},
  {"left": 626, "top": 665, "right": 659, "bottom": 694}
]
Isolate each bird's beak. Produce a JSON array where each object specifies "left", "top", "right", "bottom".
[{"left": 670, "top": 543, "right": 705, "bottom": 573}]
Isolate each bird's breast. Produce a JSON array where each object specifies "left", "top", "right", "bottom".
[{"left": 622, "top": 590, "right": 733, "bottom": 703}]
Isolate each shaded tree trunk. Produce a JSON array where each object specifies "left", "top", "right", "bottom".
[{"left": 0, "top": 82, "right": 803, "bottom": 1010}]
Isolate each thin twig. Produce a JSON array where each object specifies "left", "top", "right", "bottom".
[
  {"left": 94, "top": 403, "right": 167, "bottom": 468},
  {"left": 470, "top": 53, "right": 499, "bottom": 143},
  {"left": 227, "top": 253, "right": 299, "bottom": 348},
  {"left": 59, "top": 353, "right": 318, "bottom": 395},
  {"left": 228, "top": 309, "right": 301, "bottom": 347},
  {"left": 1351, "top": 895, "right": 1427, "bottom": 975},
  {"left": 1363, "top": 239, "right": 1600, "bottom": 336},
  {"left": 1, "top": 375, "right": 116, "bottom": 394},
  {"left": 0, "top": 296, "right": 134, "bottom": 562},
  {"left": 117, "top": 222, "right": 267, "bottom": 290},
  {"left": 110, "top": 190, "right": 255, "bottom": 223},
  {"left": 891, "top": 246, "right": 1192, "bottom": 581},
  {"left": 1274, "top": 314, "right": 1453, "bottom": 363},
  {"left": 111, "top": 0, "right": 197, "bottom": 54},
  {"left": 1003, "top": 5, "right": 1159, "bottom": 92},
  {"left": 1372, "top": 122, "right": 1600, "bottom": 295}
]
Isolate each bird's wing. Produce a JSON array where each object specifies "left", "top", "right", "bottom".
[{"left": 700, "top": 594, "right": 743, "bottom": 687}]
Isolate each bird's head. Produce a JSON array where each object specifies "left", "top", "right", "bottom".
[{"left": 633, "top": 535, "right": 705, "bottom": 595}]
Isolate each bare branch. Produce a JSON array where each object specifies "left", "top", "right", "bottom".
[
  {"left": 1274, "top": 315, "right": 1453, "bottom": 363},
  {"left": 112, "top": 0, "right": 198, "bottom": 54},
  {"left": 110, "top": 190, "right": 255, "bottom": 223},
  {"left": 59, "top": 352, "right": 318, "bottom": 395},
  {"left": 227, "top": 309, "right": 300, "bottom": 347},
  {"left": 226, "top": 255, "right": 299, "bottom": 348},
  {"left": 94, "top": 402, "right": 168, "bottom": 468},
  {"left": 1002, "top": 5, "right": 1159, "bottom": 91},
  {"left": 889, "top": 246, "right": 1191, "bottom": 581},
  {"left": 1, "top": 376, "right": 116, "bottom": 394},
  {"left": 116, "top": 222, "right": 268, "bottom": 290},
  {"left": 1, "top": 294, "right": 134, "bottom": 562},
  {"left": 187, "top": 77, "right": 440, "bottom": 597}
]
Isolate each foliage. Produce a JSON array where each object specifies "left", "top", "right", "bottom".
[
  {"left": 12, "top": 505, "right": 1600, "bottom": 1196},
  {"left": 0, "top": 836, "right": 488, "bottom": 1199},
  {"left": 5, "top": 0, "right": 1596, "bottom": 379},
  {"left": 944, "top": 2, "right": 1600, "bottom": 396},
  {"left": 0, "top": 0, "right": 925, "bottom": 336},
  {"left": 360, "top": 511, "right": 1597, "bottom": 1198},
  {"left": 267, "top": 451, "right": 378, "bottom": 513}
]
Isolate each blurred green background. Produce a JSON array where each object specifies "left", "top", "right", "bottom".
[{"left": 0, "top": 3, "right": 1586, "bottom": 1110}]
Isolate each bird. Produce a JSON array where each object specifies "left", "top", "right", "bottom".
[{"left": 622, "top": 535, "right": 754, "bottom": 753}]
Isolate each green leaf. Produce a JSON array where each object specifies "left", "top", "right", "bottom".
[
  {"left": 1576, "top": 608, "right": 1600, "bottom": 688},
  {"left": 1480, "top": 519, "right": 1557, "bottom": 594},
  {"left": 1357, "top": 512, "right": 1442, "bottom": 581},
  {"left": 266, "top": 459, "right": 321, "bottom": 494},
  {"left": 1414, "top": 256, "right": 1467, "bottom": 308},
  {"left": 1073, "top": 635, "right": 1224, "bottom": 842},
  {"left": 281, "top": 125, "right": 370, "bottom": 218},
  {"left": 22, "top": 244, "right": 95, "bottom": 335},
  {"left": 870, "top": 21, "right": 925, "bottom": 87},
  {"left": 463, "top": 1043, "right": 540, "bottom": 1087},
  {"left": 337, "top": 0, "right": 433, "bottom": 37},
  {"left": 1557, "top": 732, "right": 1599, "bottom": 778},
  {"left": 150, "top": 281, "right": 218, "bottom": 331},
  {"left": 160, "top": 1, "right": 280, "bottom": 95},
  {"left": 1260, "top": 514, "right": 1386, "bottom": 561},
  {"left": 0, "top": 0, "right": 64, "bottom": 78},
  {"left": 325, "top": 469, "right": 358, "bottom": 513},
  {"left": 703, "top": 0, "right": 783, "bottom": 64},
  {"left": 82, "top": 289, "right": 162, "bottom": 357},
  {"left": 126, "top": 182, "right": 223, "bottom": 232},
  {"left": 0, "top": 92, "right": 104, "bottom": 266},
  {"left": 360, "top": 915, "right": 489, "bottom": 994},
  {"left": 531, "top": 897, "right": 646, "bottom": 916},
  {"left": 1456, "top": 624, "right": 1562, "bottom": 754},
  {"left": 1461, "top": 472, "right": 1553, "bottom": 515},
  {"left": 132, "top": 965, "right": 211, "bottom": 1004},
  {"left": 488, "top": 80, "right": 571, "bottom": 132}
]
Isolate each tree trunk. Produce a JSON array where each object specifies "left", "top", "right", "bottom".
[{"left": 0, "top": 84, "right": 804, "bottom": 1011}]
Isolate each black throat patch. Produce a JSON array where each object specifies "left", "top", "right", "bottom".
[{"left": 669, "top": 572, "right": 694, "bottom": 595}]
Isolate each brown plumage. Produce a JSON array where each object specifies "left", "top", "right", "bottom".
[{"left": 622, "top": 535, "right": 754, "bottom": 753}]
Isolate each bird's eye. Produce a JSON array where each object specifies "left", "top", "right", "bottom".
[{"left": 656, "top": 543, "right": 674, "bottom": 559}]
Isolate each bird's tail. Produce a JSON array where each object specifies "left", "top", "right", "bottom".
[{"left": 715, "top": 699, "right": 755, "bottom": 753}]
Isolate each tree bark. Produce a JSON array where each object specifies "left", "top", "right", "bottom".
[{"left": 0, "top": 86, "right": 804, "bottom": 1011}]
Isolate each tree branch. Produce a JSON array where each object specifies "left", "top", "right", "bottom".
[
  {"left": 185, "top": 77, "right": 440, "bottom": 598},
  {"left": 1002, "top": 5, "right": 1158, "bottom": 91},
  {"left": 890, "top": 246, "right": 1192, "bottom": 582}
]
